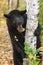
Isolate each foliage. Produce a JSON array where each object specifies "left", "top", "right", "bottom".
[
  {"left": 39, "top": 0, "right": 43, "bottom": 46},
  {"left": 29, "top": 59, "right": 40, "bottom": 65},
  {"left": 24, "top": 41, "right": 41, "bottom": 65},
  {"left": 24, "top": 42, "right": 40, "bottom": 55},
  {"left": 39, "top": 0, "right": 43, "bottom": 28},
  {"left": 17, "top": 0, "right": 26, "bottom": 10}
]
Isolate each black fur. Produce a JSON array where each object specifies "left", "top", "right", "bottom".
[{"left": 4, "top": 10, "right": 27, "bottom": 65}]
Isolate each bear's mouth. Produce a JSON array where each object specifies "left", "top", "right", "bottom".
[{"left": 17, "top": 25, "right": 25, "bottom": 33}]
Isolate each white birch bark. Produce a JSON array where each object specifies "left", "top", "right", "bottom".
[
  {"left": 8, "top": 0, "right": 12, "bottom": 9},
  {"left": 25, "top": 0, "right": 39, "bottom": 49},
  {"left": 8, "top": 0, "right": 18, "bottom": 10}
]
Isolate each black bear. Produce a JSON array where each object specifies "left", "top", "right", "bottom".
[
  {"left": 4, "top": 10, "right": 27, "bottom": 65},
  {"left": 4, "top": 9, "right": 42, "bottom": 65}
]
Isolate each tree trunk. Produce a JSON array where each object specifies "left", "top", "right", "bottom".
[
  {"left": 25, "top": 0, "right": 39, "bottom": 49},
  {"left": 8, "top": 0, "right": 19, "bottom": 11},
  {"left": 8, "top": 0, "right": 12, "bottom": 9}
]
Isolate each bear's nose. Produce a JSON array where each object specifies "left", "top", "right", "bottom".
[{"left": 17, "top": 25, "right": 25, "bottom": 33}]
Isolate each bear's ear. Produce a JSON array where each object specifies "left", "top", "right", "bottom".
[
  {"left": 4, "top": 14, "right": 10, "bottom": 19},
  {"left": 19, "top": 10, "right": 26, "bottom": 15}
]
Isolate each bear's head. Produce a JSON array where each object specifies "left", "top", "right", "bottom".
[{"left": 4, "top": 10, "right": 26, "bottom": 32}]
